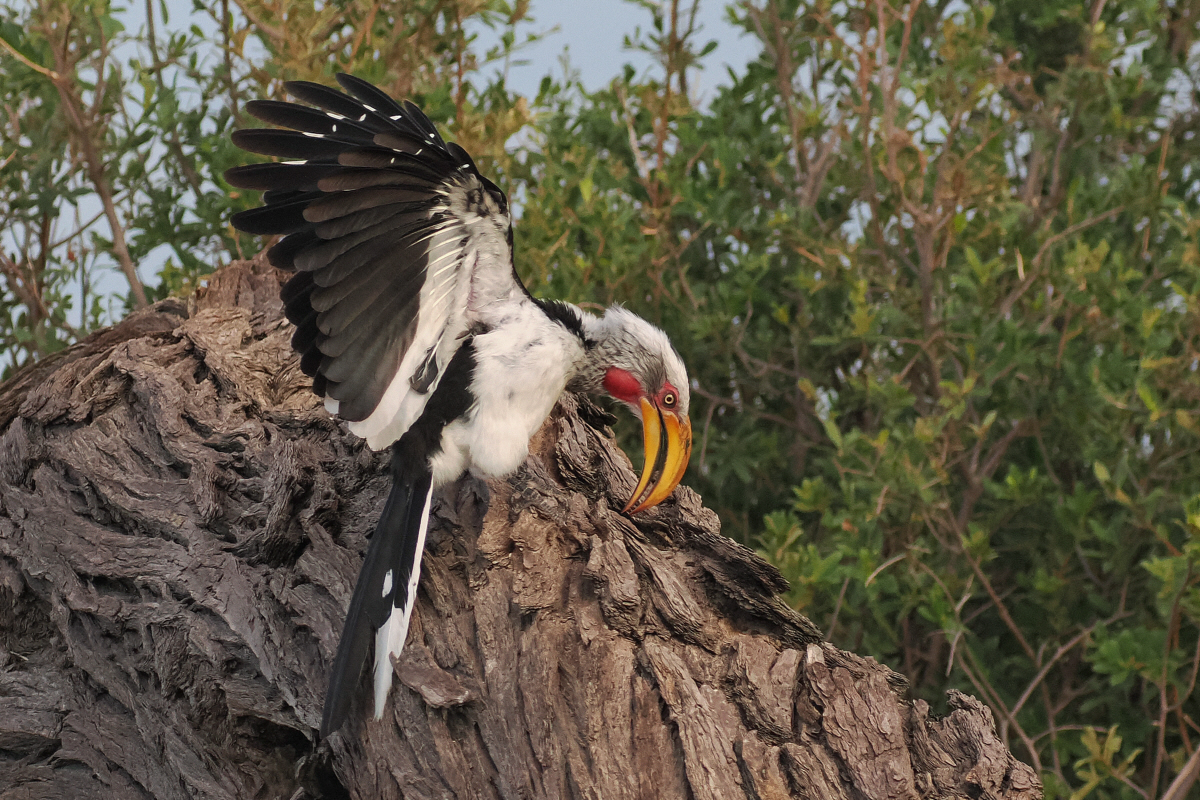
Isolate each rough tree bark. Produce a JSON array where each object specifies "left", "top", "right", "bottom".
[{"left": 0, "top": 256, "right": 1042, "bottom": 800}]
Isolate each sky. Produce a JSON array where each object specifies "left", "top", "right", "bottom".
[
  {"left": 129, "top": 0, "right": 761, "bottom": 101},
  {"left": 469, "top": 1, "right": 760, "bottom": 101}
]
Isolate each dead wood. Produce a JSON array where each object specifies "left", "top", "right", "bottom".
[{"left": 0, "top": 256, "right": 1041, "bottom": 800}]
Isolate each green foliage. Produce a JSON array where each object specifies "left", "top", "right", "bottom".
[
  {"left": 0, "top": 0, "right": 260, "bottom": 370},
  {"left": 3, "top": 0, "right": 1199, "bottom": 797},
  {"left": 513, "top": 1, "right": 1200, "bottom": 796},
  {"left": 699, "top": 2, "right": 1199, "bottom": 797}
]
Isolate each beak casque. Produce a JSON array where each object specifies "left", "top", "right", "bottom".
[{"left": 623, "top": 397, "right": 693, "bottom": 514}]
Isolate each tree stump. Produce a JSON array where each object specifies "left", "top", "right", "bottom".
[{"left": 0, "top": 256, "right": 1041, "bottom": 800}]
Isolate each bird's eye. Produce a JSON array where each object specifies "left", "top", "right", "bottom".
[{"left": 663, "top": 392, "right": 676, "bottom": 408}]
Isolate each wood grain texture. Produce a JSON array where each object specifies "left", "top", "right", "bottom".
[{"left": 0, "top": 256, "right": 1041, "bottom": 800}]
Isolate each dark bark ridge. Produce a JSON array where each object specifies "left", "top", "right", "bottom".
[{"left": 0, "top": 257, "right": 1041, "bottom": 800}]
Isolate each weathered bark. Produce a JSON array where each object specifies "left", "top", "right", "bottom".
[{"left": 0, "top": 256, "right": 1041, "bottom": 800}]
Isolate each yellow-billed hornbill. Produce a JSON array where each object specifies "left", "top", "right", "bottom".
[{"left": 226, "top": 74, "right": 691, "bottom": 737}]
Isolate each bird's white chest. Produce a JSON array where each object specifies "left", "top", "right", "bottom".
[{"left": 429, "top": 305, "right": 586, "bottom": 484}]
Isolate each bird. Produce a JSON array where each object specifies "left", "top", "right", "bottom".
[{"left": 225, "top": 74, "right": 692, "bottom": 737}]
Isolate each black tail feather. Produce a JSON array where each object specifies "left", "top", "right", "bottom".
[{"left": 320, "top": 446, "right": 432, "bottom": 737}]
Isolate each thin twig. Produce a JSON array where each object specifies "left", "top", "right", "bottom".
[
  {"left": 229, "top": 0, "right": 283, "bottom": 45},
  {"left": 0, "top": 35, "right": 60, "bottom": 79},
  {"left": 1152, "top": 576, "right": 1191, "bottom": 798},
  {"left": 997, "top": 207, "right": 1124, "bottom": 317},
  {"left": 952, "top": 515, "right": 1037, "bottom": 661},
  {"left": 617, "top": 85, "right": 652, "bottom": 184},
  {"left": 826, "top": 575, "right": 850, "bottom": 639},
  {"left": 865, "top": 552, "right": 906, "bottom": 586},
  {"left": 1009, "top": 627, "right": 1094, "bottom": 720}
]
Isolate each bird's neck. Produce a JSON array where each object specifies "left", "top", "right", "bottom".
[{"left": 567, "top": 309, "right": 619, "bottom": 395}]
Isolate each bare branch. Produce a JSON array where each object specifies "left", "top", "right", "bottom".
[
  {"left": 33, "top": 12, "right": 148, "bottom": 308},
  {"left": 1162, "top": 745, "right": 1200, "bottom": 800}
]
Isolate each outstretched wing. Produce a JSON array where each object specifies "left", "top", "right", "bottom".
[{"left": 226, "top": 74, "right": 524, "bottom": 449}]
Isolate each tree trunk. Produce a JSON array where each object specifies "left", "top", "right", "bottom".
[{"left": 0, "top": 256, "right": 1041, "bottom": 800}]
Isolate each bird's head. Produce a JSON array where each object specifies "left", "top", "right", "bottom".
[{"left": 576, "top": 307, "right": 692, "bottom": 513}]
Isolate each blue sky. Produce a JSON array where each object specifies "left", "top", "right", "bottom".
[
  {"left": 470, "top": 1, "right": 759, "bottom": 100},
  {"left": 129, "top": 1, "right": 760, "bottom": 101}
]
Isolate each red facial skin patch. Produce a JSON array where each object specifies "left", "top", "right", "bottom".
[{"left": 603, "top": 367, "right": 643, "bottom": 404}]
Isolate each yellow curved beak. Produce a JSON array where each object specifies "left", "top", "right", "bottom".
[{"left": 623, "top": 397, "right": 693, "bottom": 514}]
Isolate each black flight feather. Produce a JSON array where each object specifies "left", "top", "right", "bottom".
[
  {"left": 280, "top": 267, "right": 314, "bottom": 307},
  {"left": 310, "top": 251, "right": 427, "bottom": 318},
  {"left": 401, "top": 101, "right": 443, "bottom": 143},
  {"left": 326, "top": 345, "right": 401, "bottom": 419},
  {"left": 230, "top": 194, "right": 320, "bottom": 235},
  {"left": 317, "top": 297, "right": 417, "bottom": 365},
  {"left": 317, "top": 169, "right": 435, "bottom": 192},
  {"left": 289, "top": 309, "right": 321, "bottom": 355},
  {"left": 231, "top": 128, "right": 354, "bottom": 160},
  {"left": 305, "top": 228, "right": 416, "bottom": 290},
  {"left": 302, "top": 214, "right": 448, "bottom": 288},
  {"left": 224, "top": 162, "right": 343, "bottom": 192},
  {"left": 299, "top": 344, "right": 324, "bottom": 379},
  {"left": 269, "top": 230, "right": 320, "bottom": 271},
  {"left": 328, "top": 147, "right": 458, "bottom": 187},
  {"left": 335, "top": 73, "right": 408, "bottom": 117},
  {"left": 319, "top": 287, "right": 419, "bottom": 367},
  {"left": 304, "top": 186, "right": 432, "bottom": 223},
  {"left": 262, "top": 188, "right": 310, "bottom": 206},
  {"left": 246, "top": 99, "right": 378, "bottom": 139},
  {"left": 283, "top": 80, "right": 400, "bottom": 132},
  {"left": 312, "top": 203, "right": 429, "bottom": 240},
  {"left": 329, "top": 273, "right": 425, "bottom": 346},
  {"left": 371, "top": 131, "right": 452, "bottom": 160}
]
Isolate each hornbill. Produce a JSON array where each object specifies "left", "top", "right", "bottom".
[{"left": 225, "top": 75, "right": 692, "bottom": 737}]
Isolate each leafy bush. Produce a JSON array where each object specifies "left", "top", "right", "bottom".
[{"left": 518, "top": 2, "right": 1200, "bottom": 796}]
